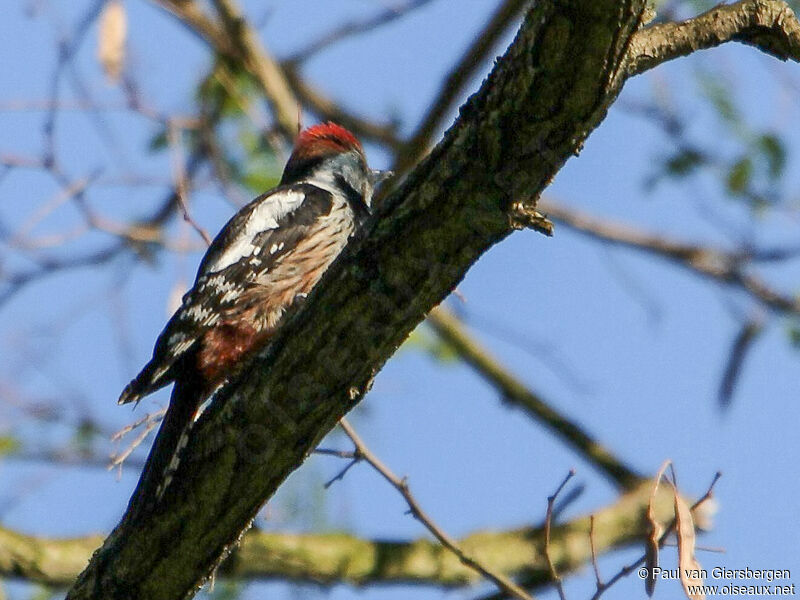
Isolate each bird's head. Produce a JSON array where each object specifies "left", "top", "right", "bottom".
[{"left": 281, "top": 122, "right": 389, "bottom": 207}]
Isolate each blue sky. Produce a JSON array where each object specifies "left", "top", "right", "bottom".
[{"left": 1, "top": 2, "right": 799, "bottom": 599}]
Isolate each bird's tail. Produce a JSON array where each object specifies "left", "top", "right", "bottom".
[
  {"left": 118, "top": 358, "right": 171, "bottom": 407},
  {"left": 125, "top": 378, "right": 204, "bottom": 521}
]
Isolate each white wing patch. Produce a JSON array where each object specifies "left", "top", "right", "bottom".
[
  {"left": 183, "top": 303, "right": 217, "bottom": 325},
  {"left": 168, "top": 336, "right": 195, "bottom": 355},
  {"left": 204, "top": 274, "right": 237, "bottom": 293},
  {"left": 204, "top": 190, "right": 307, "bottom": 273}
]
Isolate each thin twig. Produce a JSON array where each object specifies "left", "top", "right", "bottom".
[
  {"left": 167, "top": 120, "right": 212, "bottom": 246},
  {"left": 338, "top": 418, "right": 535, "bottom": 600},
  {"left": 42, "top": 0, "right": 106, "bottom": 168},
  {"left": 393, "top": 0, "right": 530, "bottom": 175},
  {"left": 152, "top": 0, "right": 399, "bottom": 147},
  {"left": 282, "top": 66, "right": 401, "bottom": 149},
  {"left": 543, "top": 469, "right": 576, "bottom": 600},
  {"left": 322, "top": 457, "right": 360, "bottom": 489},
  {"left": 718, "top": 317, "right": 763, "bottom": 408},
  {"left": 286, "top": 0, "right": 436, "bottom": 63},
  {"left": 8, "top": 172, "right": 99, "bottom": 244},
  {"left": 589, "top": 471, "right": 722, "bottom": 600},
  {"left": 0, "top": 243, "right": 126, "bottom": 307},
  {"left": 210, "top": 0, "right": 299, "bottom": 139},
  {"left": 108, "top": 408, "right": 167, "bottom": 474},
  {"left": 313, "top": 447, "right": 358, "bottom": 459},
  {"left": 540, "top": 200, "right": 800, "bottom": 316},
  {"left": 589, "top": 515, "right": 603, "bottom": 588},
  {"left": 10, "top": 450, "right": 146, "bottom": 471}
]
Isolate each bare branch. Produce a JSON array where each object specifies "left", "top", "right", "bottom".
[
  {"left": 0, "top": 480, "right": 690, "bottom": 590},
  {"left": 8, "top": 450, "right": 146, "bottom": 471},
  {"left": 286, "top": 0, "right": 436, "bottom": 64},
  {"left": 394, "top": 0, "right": 529, "bottom": 174},
  {"left": 589, "top": 515, "right": 603, "bottom": 588},
  {"left": 543, "top": 470, "right": 576, "bottom": 600},
  {"left": 338, "top": 418, "right": 535, "bottom": 600},
  {"left": 627, "top": 0, "right": 800, "bottom": 76},
  {"left": 42, "top": 0, "right": 106, "bottom": 167},
  {"left": 109, "top": 408, "right": 167, "bottom": 472},
  {"left": 718, "top": 317, "right": 764, "bottom": 408},
  {"left": 149, "top": 0, "right": 229, "bottom": 53},
  {"left": 5, "top": 172, "right": 99, "bottom": 248},
  {"left": 588, "top": 471, "right": 722, "bottom": 600},
  {"left": 210, "top": 0, "right": 300, "bottom": 137},
  {"left": 509, "top": 203, "right": 555, "bottom": 237},
  {"left": 152, "top": 0, "right": 299, "bottom": 139},
  {"left": 0, "top": 141, "right": 211, "bottom": 305},
  {"left": 167, "top": 120, "right": 212, "bottom": 246},
  {"left": 282, "top": 66, "right": 402, "bottom": 149},
  {"left": 151, "top": 0, "right": 401, "bottom": 148},
  {"left": 540, "top": 200, "right": 800, "bottom": 316},
  {"left": 0, "top": 243, "right": 127, "bottom": 307}
]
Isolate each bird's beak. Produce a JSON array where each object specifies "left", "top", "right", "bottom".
[{"left": 369, "top": 168, "right": 394, "bottom": 187}]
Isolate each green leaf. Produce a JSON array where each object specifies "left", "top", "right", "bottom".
[
  {"left": 148, "top": 129, "right": 168, "bottom": 153},
  {"left": 665, "top": 148, "right": 704, "bottom": 177},
  {"left": 238, "top": 130, "right": 281, "bottom": 193},
  {"left": 697, "top": 72, "right": 740, "bottom": 125},
  {"left": 757, "top": 134, "right": 786, "bottom": 179},
  {"left": 789, "top": 323, "right": 800, "bottom": 350},
  {"left": 726, "top": 157, "right": 752, "bottom": 195},
  {"left": 402, "top": 327, "right": 460, "bottom": 363},
  {"left": 239, "top": 129, "right": 267, "bottom": 156},
  {"left": 197, "top": 59, "right": 259, "bottom": 120},
  {"left": 242, "top": 171, "right": 280, "bottom": 194},
  {"left": 0, "top": 435, "right": 20, "bottom": 456},
  {"left": 73, "top": 419, "right": 100, "bottom": 454}
]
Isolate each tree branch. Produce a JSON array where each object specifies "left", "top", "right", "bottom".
[
  {"left": 336, "top": 418, "right": 533, "bottom": 600},
  {"left": 543, "top": 470, "right": 576, "bottom": 600},
  {"left": 627, "top": 0, "right": 800, "bottom": 76},
  {"left": 151, "top": 0, "right": 400, "bottom": 148},
  {"left": 285, "top": 0, "right": 436, "bottom": 64},
  {"left": 539, "top": 200, "right": 800, "bottom": 315},
  {"left": 152, "top": 0, "right": 300, "bottom": 139},
  {"left": 394, "top": 0, "right": 530, "bottom": 175},
  {"left": 1, "top": 481, "right": 677, "bottom": 590},
  {"left": 282, "top": 65, "right": 402, "bottom": 149},
  {"left": 65, "top": 2, "right": 695, "bottom": 597}
]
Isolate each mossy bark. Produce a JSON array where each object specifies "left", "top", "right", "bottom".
[{"left": 3, "top": 483, "right": 675, "bottom": 589}]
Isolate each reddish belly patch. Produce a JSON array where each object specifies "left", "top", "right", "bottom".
[{"left": 197, "top": 322, "right": 266, "bottom": 386}]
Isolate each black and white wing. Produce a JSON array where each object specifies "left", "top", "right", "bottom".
[{"left": 118, "top": 183, "right": 338, "bottom": 405}]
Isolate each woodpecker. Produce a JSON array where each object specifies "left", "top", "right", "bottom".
[{"left": 119, "top": 122, "right": 387, "bottom": 514}]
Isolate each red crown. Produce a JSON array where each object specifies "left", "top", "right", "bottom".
[{"left": 294, "top": 122, "right": 363, "bottom": 158}]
